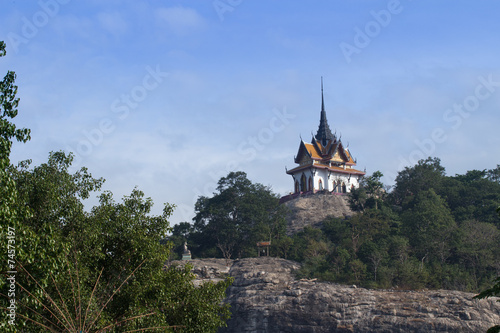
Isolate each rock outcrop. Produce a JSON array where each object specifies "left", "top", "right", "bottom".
[
  {"left": 283, "top": 193, "right": 353, "bottom": 234},
  {"left": 181, "top": 257, "right": 500, "bottom": 333}
]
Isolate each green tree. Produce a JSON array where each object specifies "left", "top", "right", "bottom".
[
  {"left": 391, "top": 157, "right": 445, "bottom": 207},
  {"left": 348, "top": 184, "right": 367, "bottom": 212},
  {"left": 349, "top": 171, "right": 386, "bottom": 211},
  {"left": 272, "top": 235, "right": 293, "bottom": 259},
  {"left": 345, "top": 209, "right": 391, "bottom": 255},
  {"left": 388, "top": 235, "right": 410, "bottom": 266},
  {"left": 0, "top": 41, "right": 58, "bottom": 333},
  {"left": 457, "top": 220, "right": 499, "bottom": 290},
  {"left": 322, "top": 217, "right": 350, "bottom": 247},
  {"left": 364, "top": 170, "right": 385, "bottom": 210},
  {"left": 358, "top": 241, "right": 388, "bottom": 284},
  {"left": 487, "top": 165, "right": 500, "bottom": 183},
  {"left": 161, "top": 263, "right": 233, "bottom": 332},
  {"left": 0, "top": 41, "right": 232, "bottom": 332},
  {"left": 8, "top": 152, "right": 233, "bottom": 332},
  {"left": 294, "top": 227, "right": 332, "bottom": 279},
  {"left": 192, "top": 171, "right": 287, "bottom": 259},
  {"left": 328, "top": 247, "right": 351, "bottom": 281},
  {"left": 14, "top": 151, "right": 104, "bottom": 231},
  {"left": 11, "top": 152, "right": 104, "bottom": 300},
  {"left": 401, "top": 189, "right": 457, "bottom": 267},
  {"left": 0, "top": 39, "right": 31, "bottom": 244},
  {"left": 442, "top": 171, "right": 500, "bottom": 226},
  {"left": 349, "top": 259, "right": 367, "bottom": 284},
  {"left": 0, "top": 40, "right": 31, "bottom": 181}
]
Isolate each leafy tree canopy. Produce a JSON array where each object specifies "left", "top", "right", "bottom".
[
  {"left": 390, "top": 157, "right": 445, "bottom": 207},
  {"left": 191, "top": 171, "right": 287, "bottom": 259}
]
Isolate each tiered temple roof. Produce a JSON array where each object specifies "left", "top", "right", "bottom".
[{"left": 286, "top": 79, "right": 365, "bottom": 177}]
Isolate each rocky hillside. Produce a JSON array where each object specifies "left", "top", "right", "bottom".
[
  {"left": 179, "top": 257, "right": 500, "bottom": 333},
  {"left": 283, "top": 193, "right": 353, "bottom": 234}
]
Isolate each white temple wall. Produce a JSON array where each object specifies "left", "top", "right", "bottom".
[
  {"left": 291, "top": 168, "right": 363, "bottom": 193},
  {"left": 291, "top": 169, "right": 314, "bottom": 192}
]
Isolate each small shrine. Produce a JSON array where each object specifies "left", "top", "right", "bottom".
[
  {"left": 286, "top": 79, "right": 365, "bottom": 194},
  {"left": 256, "top": 241, "right": 271, "bottom": 256},
  {"left": 182, "top": 242, "right": 192, "bottom": 260}
]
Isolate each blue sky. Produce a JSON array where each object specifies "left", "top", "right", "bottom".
[{"left": 2, "top": 0, "right": 500, "bottom": 224}]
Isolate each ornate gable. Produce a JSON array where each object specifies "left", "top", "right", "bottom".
[
  {"left": 294, "top": 140, "right": 313, "bottom": 165},
  {"left": 333, "top": 141, "right": 349, "bottom": 163}
]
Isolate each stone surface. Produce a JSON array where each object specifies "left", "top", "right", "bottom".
[
  {"left": 181, "top": 257, "right": 500, "bottom": 333},
  {"left": 283, "top": 193, "right": 353, "bottom": 234}
]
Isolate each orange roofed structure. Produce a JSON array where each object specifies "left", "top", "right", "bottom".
[{"left": 285, "top": 79, "right": 365, "bottom": 195}]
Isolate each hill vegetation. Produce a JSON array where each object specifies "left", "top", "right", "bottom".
[{"left": 174, "top": 158, "right": 500, "bottom": 293}]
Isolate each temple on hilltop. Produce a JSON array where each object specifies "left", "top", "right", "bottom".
[{"left": 285, "top": 79, "right": 365, "bottom": 196}]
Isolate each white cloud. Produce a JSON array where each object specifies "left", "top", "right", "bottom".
[
  {"left": 52, "top": 14, "right": 95, "bottom": 42},
  {"left": 97, "top": 11, "right": 128, "bottom": 36},
  {"left": 155, "top": 6, "right": 205, "bottom": 35}
]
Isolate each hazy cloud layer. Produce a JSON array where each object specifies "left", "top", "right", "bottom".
[{"left": 2, "top": 1, "right": 500, "bottom": 223}]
